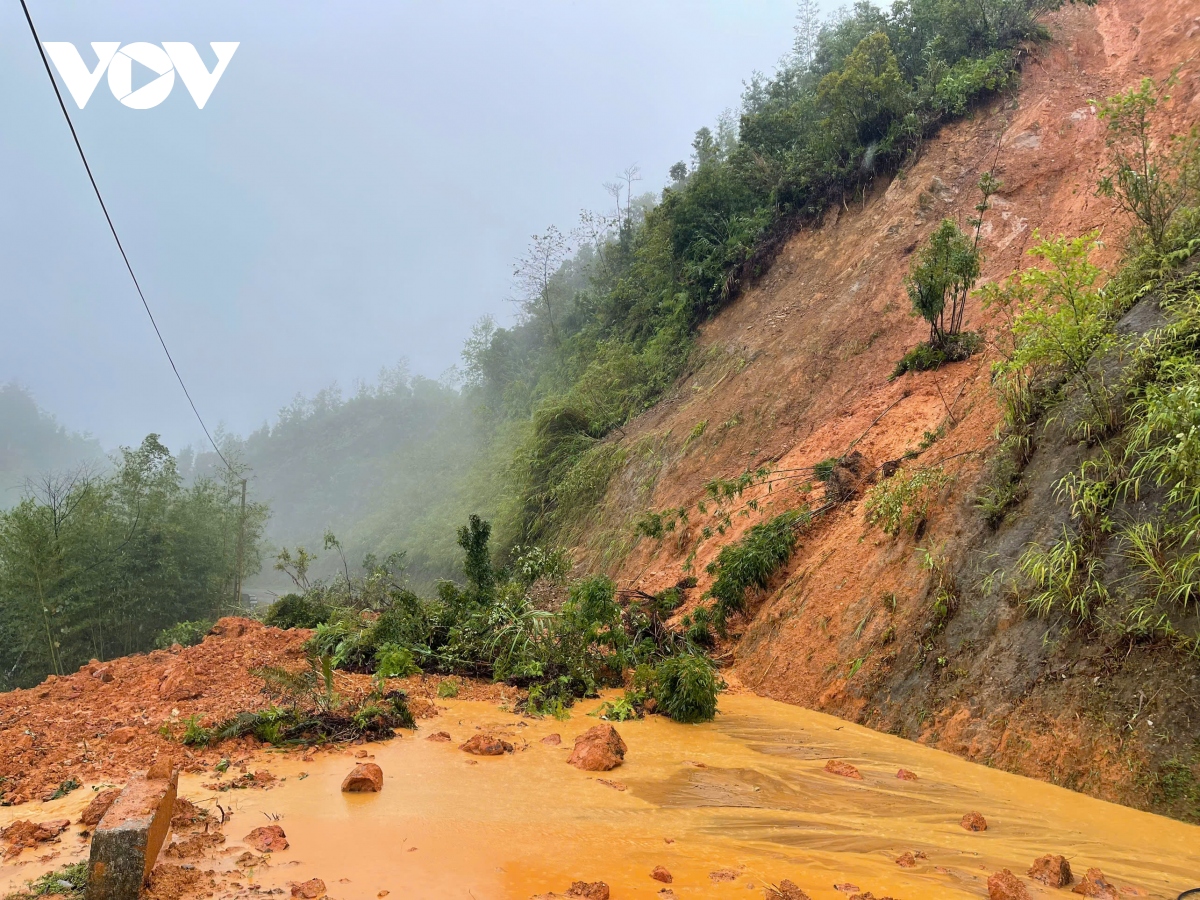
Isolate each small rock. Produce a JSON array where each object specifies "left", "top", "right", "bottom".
[
  {"left": 987, "top": 869, "right": 1030, "bottom": 900},
  {"left": 244, "top": 825, "right": 288, "bottom": 853},
  {"left": 567, "top": 724, "right": 626, "bottom": 772},
  {"left": 566, "top": 882, "right": 610, "bottom": 900},
  {"left": 1073, "top": 868, "right": 1118, "bottom": 899},
  {"left": 824, "top": 759, "right": 863, "bottom": 779},
  {"left": 354, "top": 749, "right": 368, "bottom": 758},
  {"left": 236, "top": 851, "right": 264, "bottom": 867},
  {"left": 93, "top": 667, "right": 114, "bottom": 683},
  {"left": 542, "top": 733, "right": 562, "bottom": 746},
  {"left": 460, "top": 734, "right": 513, "bottom": 756},
  {"left": 80, "top": 789, "right": 122, "bottom": 827},
  {"left": 291, "top": 877, "right": 326, "bottom": 899},
  {"left": 650, "top": 866, "right": 672, "bottom": 883},
  {"left": 107, "top": 726, "right": 138, "bottom": 745},
  {"left": 766, "top": 881, "right": 812, "bottom": 900},
  {"left": 833, "top": 884, "right": 860, "bottom": 893},
  {"left": 1, "top": 819, "right": 70, "bottom": 859},
  {"left": 895, "top": 850, "right": 927, "bottom": 868},
  {"left": 1029, "top": 855, "right": 1073, "bottom": 888},
  {"left": 597, "top": 779, "right": 626, "bottom": 791},
  {"left": 341, "top": 763, "right": 384, "bottom": 793},
  {"left": 895, "top": 768, "right": 918, "bottom": 781},
  {"left": 961, "top": 811, "right": 988, "bottom": 832},
  {"left": 426, "top": 732, "right": 452, "bottom": 742},
  {"left": 710, "top": 868, "right": 739, "bottom": 883},
  {"left": 158, "top": 662, "right": 202, "bottom": 701}
]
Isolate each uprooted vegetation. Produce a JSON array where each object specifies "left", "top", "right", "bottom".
[{"left": 261, "top": 515, "right": 720, "bottom": 723}]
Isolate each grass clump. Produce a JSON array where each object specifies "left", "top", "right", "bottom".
[
  {"left": 651, "top": 654, "right": 720, "bottom": 724},
  {"left": 865, "top": 466, "right": 952, "bottom": 536},
  {"left": 6, "top": 862, "right": 87, "bottom": 899},
  {"left": 706, "top": 509, "right": 809, "bottom": 631}
]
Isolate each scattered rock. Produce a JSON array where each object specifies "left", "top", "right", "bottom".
[
  {"left": 291, "top": 877, "right": 327, "bottom": 899},
  {"left": 80, "top": 788, "right": 122, "bottom": 827},
  {"left": 244, "top": 825, "right": 289, "bottom": 853},
  {"left": 895, "top": 850, "right": 927, "bottom": 867},
  {"left": 1073, "top": 869, "right": 1118, "bottom": 899},
  {"left": 650, "top": 866, "right": 673, "bottom": 883},
  {"left": 1029, "top": 855, "right": 1073, "bottom": 888},
  {"left": 542, "top": 733, "right": 562, "bottom": 746},
  {"left": 354, "top": 749, "right": 369, "bottom": 758},
  {"left": 824, "top": 759, "right": 863, "bottom": 779},
  {"left": 988, "top": 869, "right": 1030, "bottom": 900},
  {"left": 961, "top": 811, "right": 988, "bottom": 831},
  {"left": 567, "top": 724, "right": 626, "bottom": 772},
  {"left": 107, "top": 726, "right": 138, "bottom": 745},
  {"left": 170, "top": 797, "right": 207, "bottom": 830},
  {"left": 766, "top": 881, "right": 812, "bottom": 900},
  {"left": 566, "top": 882, "right": 610, "bottom": 899},
  {"left": 166, "top": 832, "right": 226, "bottom": 859},
  {"left": 460, "top": 734, "right": 513, "bottom": 756},
  {"left": 1, "top": 819, "right": 70, "bottom": 859},
  {"left": 896, "top": 768, "right": 918, "bottom": 781},
  {"left": 93, "top": 667, "right": 114, "bottom": 683},
  {"left": 236, "top": 851, "right": 265, "bottom": 867},
  {"left": 341, "top": 763, "right": 384, "bottom": 793},
  {"left": 210, "top": 617, "right": 249, "bottom": 638},
  {"left": 597, "top": 779, "right": 626, "bottom": 791},
  {"left": 426, "top": 731, "right": 452, "bottom": 742},
  {"left": 833, "top": 884, "right": 860, "bottom": 893},
  {"left": 709, "top": 868, "right": 740, "bottom": 883}
]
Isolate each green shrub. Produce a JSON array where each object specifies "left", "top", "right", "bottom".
[
  {"left": 864, "top": 466, "right": 951, "bottom": 536},
  {"left": 436, "top": 679, "right": 459, "bottom": 698},
  {"left": 154, "top": 619, "right": 213, "bottom": 649},
  {"left": 707, "top": 509, "right": 808, "bottom": 628},
  {"left": 13, "top": 861, "right": 88, "bottom": 898},
  {"left": 374, "top": 644, "right": 422, "bottom": 678},
  {"left": 653, "top": 654, "right": 719, "bottom": 724},
  {"left": 263, "top": 593, "right": 332, "bottom": 630}
]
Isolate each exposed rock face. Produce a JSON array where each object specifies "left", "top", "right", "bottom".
[
  {"left": 80, "top": 788, "right": 122, "bottom": 827},
  {"left": 341, "top": 763, "right": 384, "bottom": 792},
  {"left": 824, "top": 759, "right": 863, "bottom": 779},
  {"left": 650, "top": 866, "right": 673, "bottom": 883},
  {"left": 566, "top": 724, "right": 626, "bottom": 771},
  {"left": 244, "top": 825, "right": 289, "bottom": 853},
  {"left": 960, "top": 811, "right": 988, "bottom": 831},
  {"left": 1028, "top": 854, "right": 1073, "bottom": 888},
  {"left": 460, "top": 734, "right": 513, "bottom": 756},
  {"left": 1072, "top": 869, "right": 1118, "bottom": 899},
  {"left": 987, "top": 869, "right": 1030, "bottom": 900}
]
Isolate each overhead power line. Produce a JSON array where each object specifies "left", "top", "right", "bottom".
[{"left": 18, "top": 0, "right": 235, "bottom": 473}]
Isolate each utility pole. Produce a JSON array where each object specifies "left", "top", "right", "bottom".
[{"left": 233, "top": 477, "right": 247, "bottom": 611}]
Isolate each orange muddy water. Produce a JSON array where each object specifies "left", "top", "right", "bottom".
[{"left": 4, "top": 693, "right": 1198, "bottom": 899}]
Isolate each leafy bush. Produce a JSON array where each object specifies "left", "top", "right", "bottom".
[
  {"left": 652, "top": 654, "right": 720, "bottom": 724},
  {"left": 436, "top": 679, "right": 459, "bottom": 698},
  {"left": 374, "top": 644, "right": 421, "bottom": 678},
  {"left": 11, "top": 862, "right": 88, "bottom": 899},
  {"left": 263, "top": 593, "right": 332, "bottom": 630},
  {"left": 865, "top": 466, "right": 951, "bottom": 536},
  {"left": 154, "top": 619, "right": 213, "bottom": 649},
  {"left": 707, "top": 509, "right": 809, "bottom": 629}
]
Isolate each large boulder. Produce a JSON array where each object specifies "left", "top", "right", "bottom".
[
  {"left": 341, "top": 763, "right": 384, "bottom": 793},
  {"left": 566, "top": 724, "right": 626, "bottom": 772}
]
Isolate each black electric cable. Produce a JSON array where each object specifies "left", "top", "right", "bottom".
[{"left": 17, "top": 0, "right": 235, "bottom": 473}]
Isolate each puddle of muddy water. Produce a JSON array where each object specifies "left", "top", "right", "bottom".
[{"left": 3, "top": 693, "right": 1198, "bottom": 899}]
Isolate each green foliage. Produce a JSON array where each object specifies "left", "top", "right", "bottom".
[
  {"left": 154, "top": 620, "right": 213, "bottom": 650},
  {"left": 0, "top": 435, "right": 267, "bottom": 688},
  {"left": 46, "top": 778, "right": 81, "bottom": 801},
  {"left": 263, "top": 593, "right": 332, "bottom": 630},
  {"left": 652, "top": 654, "right": 720, "bottom": 724},
  {"left": 865, "top": 466, "right": 952, "bottom": 536},
  {"left": 374, "top": 644, "right": 422, "bottom": 678},
  {"left": 0, "top": 383, "right": 104, "bottom": 510},
  {"left": 436, "top": 679, "right": 459, "bottom": 698},
  {"left": 706, "top": 509, "right": 809, "bottom": 629},
  {"left": 984, "top": 232, "right": 1121, "bottom": 436},
  {"left": 1095, "top": 74, "right": 1200, "bottom": 253},
  {"left": 9, "top": 862, "right": 88, "bottom": 899}
]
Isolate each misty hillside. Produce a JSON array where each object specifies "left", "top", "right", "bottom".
[{"left": 0, "top": 383, "right": 105, "bottom": 506}]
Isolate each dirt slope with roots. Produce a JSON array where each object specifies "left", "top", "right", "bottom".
[{"left": 582, "top": 0, "right": 1200, "bottom": 818}]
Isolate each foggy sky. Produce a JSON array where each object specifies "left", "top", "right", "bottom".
[{"left": 0, "top": 1, "right": 834, "bottom": 452}]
